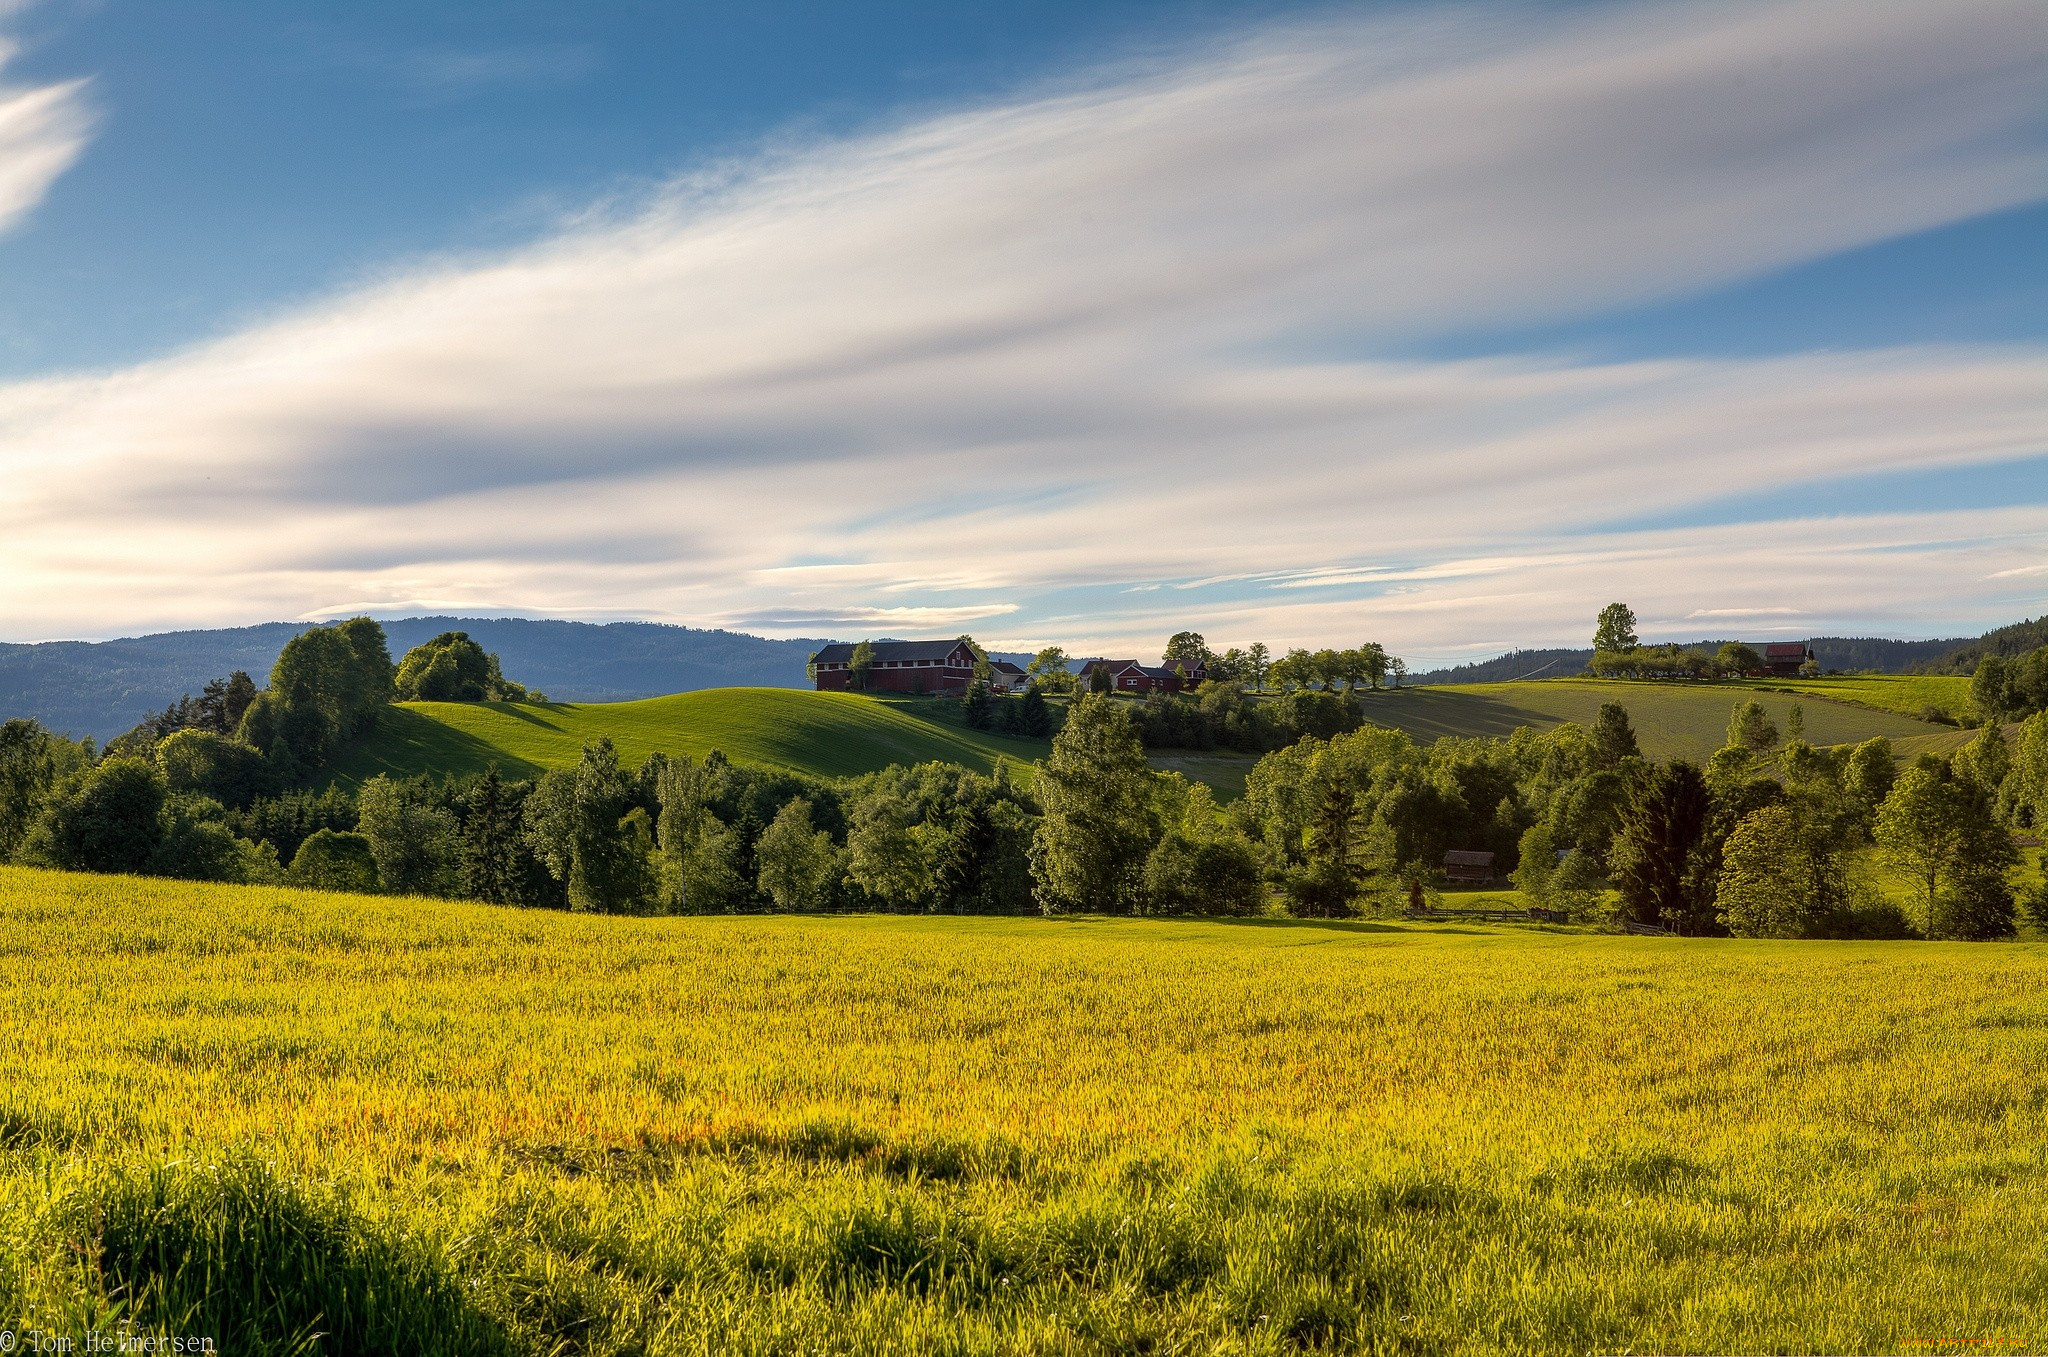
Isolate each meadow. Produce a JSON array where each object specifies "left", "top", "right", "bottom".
[
  {"left": 0, "top": 863, "right": 2043, "bottom": 1353},
  {"left": 328, "top": 687, "right": 1050, "bottom": 787},
  {"left": 1353, "top": 678, "right": 1941, "bottom": 760},
  {"left": 1758, "top": 673, "right": 1975, "bottom": 721}
]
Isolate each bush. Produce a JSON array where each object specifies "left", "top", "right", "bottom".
[{"left": 291, "top": 828, "right": 382, "bottom": 893}]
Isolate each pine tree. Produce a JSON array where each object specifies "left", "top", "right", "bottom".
[
  {"left": 462, "top": 766, "right": 520, "bottom": 904},
  {"left": 935, "top": 795, "right": 997, "bottom": 913},
  {"left": 1610, "top": 759, "right": 1712, "bottom": 930}
]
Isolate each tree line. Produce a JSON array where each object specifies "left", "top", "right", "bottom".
[
  {"left": 1587, "top": 603, "right": 1819, "bottom": 681},
  {"left": 4, "top": 616, "right": 2041, "bottom": 939}
]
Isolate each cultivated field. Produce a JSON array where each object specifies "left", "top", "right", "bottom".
[
  {"left": 1758, "top": 673, "right": 1975, "bottom": 721},
  {"left": 1362, "top": 678, "right": 1938, "bottom": 759},
  {"left": 329, "top": 687, "right": 1049, "bottom": 786},
  {"left": 0, "top": 864, "right": 2042, "bottom": 1353}
]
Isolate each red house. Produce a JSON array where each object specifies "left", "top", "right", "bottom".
[
  {"left": 1080, "top": 657, "right": 1208, "bottom": 694},
  {"left": 811, "top": 639, "right": 977, "bottom": 695}
]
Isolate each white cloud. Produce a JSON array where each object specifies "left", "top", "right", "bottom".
[
  {"left": 0, "top": 40, "right": 89, "bottom": 234},
  {"left": 0, "top": 0, "right": 2045, "bottom": 650}
]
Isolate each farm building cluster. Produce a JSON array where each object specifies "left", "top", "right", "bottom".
[{"left": 810, "top": 640, "right": 1207, "bottom": 698}]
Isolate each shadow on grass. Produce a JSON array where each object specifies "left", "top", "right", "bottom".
[
  {"left": 329, "top": 706, "right": 545, "bottom": 786},
  {"left": 1358, "top": 688, "right": 1556, "bottom": 740},
  {"left": 490, "top": 701, "right": 567, "bottom": 730}
]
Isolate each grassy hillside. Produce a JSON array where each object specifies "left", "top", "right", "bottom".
[
  {"left": 0, "top": 864, "right": 2042, "bottom": 1351},
  {"left": 330, "top": 679, "right": 1956, "bottom": 796},
  {"left": 1363, "top": 678, "right": 1937, "bottom": 758},
  {"left": 330, "top": 687, "right": 1050, "bottom": 786},
  {"left": 1749, "top": 672, "right": 1974, "bottom": 720}
]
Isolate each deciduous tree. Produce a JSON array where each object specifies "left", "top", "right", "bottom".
[{"left": 1593, "top": 603, "right": 1639, "bottom": 654}]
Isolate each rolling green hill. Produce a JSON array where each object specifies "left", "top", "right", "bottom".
[
  {"left": 330, "top": 677, "right": 1956, "bottom": 793},
  {"left": 1356, "top": 678, "right": 1938, "bottom": 759},
  {"left": 329, "top": 688, "right": 1050, "bottom": 786}
]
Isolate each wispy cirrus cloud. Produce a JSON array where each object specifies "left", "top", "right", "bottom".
[
  {"left": 0, "top": 40, "right": 88, "bottom": 235},
  {"left": 0, "top": 0, "right": 2044, "bottom": 653}
]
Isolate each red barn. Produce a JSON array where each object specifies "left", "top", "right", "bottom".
[
  {"left": 1763, "top": 642, "right": 1814, "bottom": 677},
  {"left": 811, "top": 639, "right": 977, "bottom": 695}
]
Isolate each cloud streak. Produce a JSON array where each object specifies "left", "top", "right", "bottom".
[
  {"left": 0, "top": 0, "right": 2045, "bottom": 654},
  {"left": 0, "top": 40, "right": 88, "bottom": 234}
]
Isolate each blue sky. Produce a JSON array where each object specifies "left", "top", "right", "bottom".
[{"left": 0, "top": 0, "right": 2044, "bottom": 665}]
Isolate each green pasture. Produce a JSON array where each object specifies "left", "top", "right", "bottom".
[
  {"left": 1752, "top": 672, "right": 1974, "bottom": 720},
  {"left": 328, "top": 687, "right": 1050, "bottom": 786},
  {"left": 1371, "top": 677, "right": 1937, "bottom": 758},
  {"left": 0, "top": 864, "right": 2043, "bottom": 1352}
]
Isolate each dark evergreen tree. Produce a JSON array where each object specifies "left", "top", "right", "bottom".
[
  {"left": 960, "top": 678, "right": 995, "bottom": 729},
  {"left": 461, "top": 766, "right": 522, "bottom": 905},
  {"left": 1020, "top": 686, "right": 1052, "bottom": 738},
  {"left": 1291, "top": 774, "right": 1367, "bottom": 917},
  {"left": 1610, "top": 759, "right": 1713, "bottom": 931},
  {"left": 934, "top": 794, "right": 997, "bottom": 912}
]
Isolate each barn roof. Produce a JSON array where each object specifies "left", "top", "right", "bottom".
[
  {"left": 812, "top": 639, "right": 969, "bottom": 665},
  {"left": 1442, "top": 850, "right": 1496, "bottom": 867},
  {"left": 1762, "top": 642, "right": 1810, "bottom": 660}
]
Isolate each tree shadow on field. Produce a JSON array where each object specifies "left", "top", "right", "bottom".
[
  {"left": 329, "top": 706, "right": 545, "bottom": 786},
  {"left": 490, "top": 700, "right": 567, "bottom": 729}
]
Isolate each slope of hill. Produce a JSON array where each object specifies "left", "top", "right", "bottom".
[
  {"left": 1751, "top": 674, "right": 1973, "bottom": 720},
  {"left": 328, "top": 688, "right": 1050, "bottom": 786},
  {"left": 1413, "top": 635, "right": 1972, "bottom": 685},
  {"left": 0, "top": 617, "right": 833, "bottom": 739},
  {"left": 1360, "top": 679, "right": 1935, "bottom": 758}
]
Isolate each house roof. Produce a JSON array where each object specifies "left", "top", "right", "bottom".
[
  {"left": 1080, "top": 658, "right": 1142, "bottom": 673},
  {"left": 1442, "top": 850, "right": 1496, "bottom": 866},
  {"left": 812, "top": 639, "right": 969, "bottom": 665},
  {"left": 989, "top": 660, "right": 1027, "bottom": 676}
]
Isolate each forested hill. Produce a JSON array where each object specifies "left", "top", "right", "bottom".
[
  {"left": 0, "top": 617, "right": 832, "bottom": 740},
  {"left": 1933, "top": 616, "right": 2048, "bottom": 674},
  {"left": 1412, "top": 634, "right": 1973, "bottom": 686}
]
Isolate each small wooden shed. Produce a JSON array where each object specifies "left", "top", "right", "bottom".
[{"left": 1442, "top": 850, "right": 1496, "bottom": 884}]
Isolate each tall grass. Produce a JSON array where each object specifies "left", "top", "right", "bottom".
[{"left": 0, "top": 864, "right": 2042, "bottom": 1352}]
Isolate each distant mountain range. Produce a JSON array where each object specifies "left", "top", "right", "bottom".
[
  {"left": 1, "top": 617, "right": 835, "bottom": 740},
  {"left": 1410, "top": 634, "right": 1981, "bottom": 686}
]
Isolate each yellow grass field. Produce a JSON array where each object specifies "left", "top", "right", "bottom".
[{"left": 0, "top": 864, "right": 2043, "bottom": 1353}]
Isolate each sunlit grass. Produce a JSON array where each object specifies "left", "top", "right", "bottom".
[
  {"left": 1382, "top": 678, "right": 1935, "bottom": 759},
  {"left": 327, "top": 687, "right": 1049, "bottom": 786},
  {"left": 0, "top": 863, "right": 2042, "bottom": 1352}
]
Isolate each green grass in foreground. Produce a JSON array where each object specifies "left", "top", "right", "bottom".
[
  {"left": 1373, "top": 678, "right": 1936, "bottom": 759},
  {"left": 1, "top": 864, "right": 2044, "bottom": 1352},
  {"left": 329, "top": 687, "right": 1050, "bottom": 786}
]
